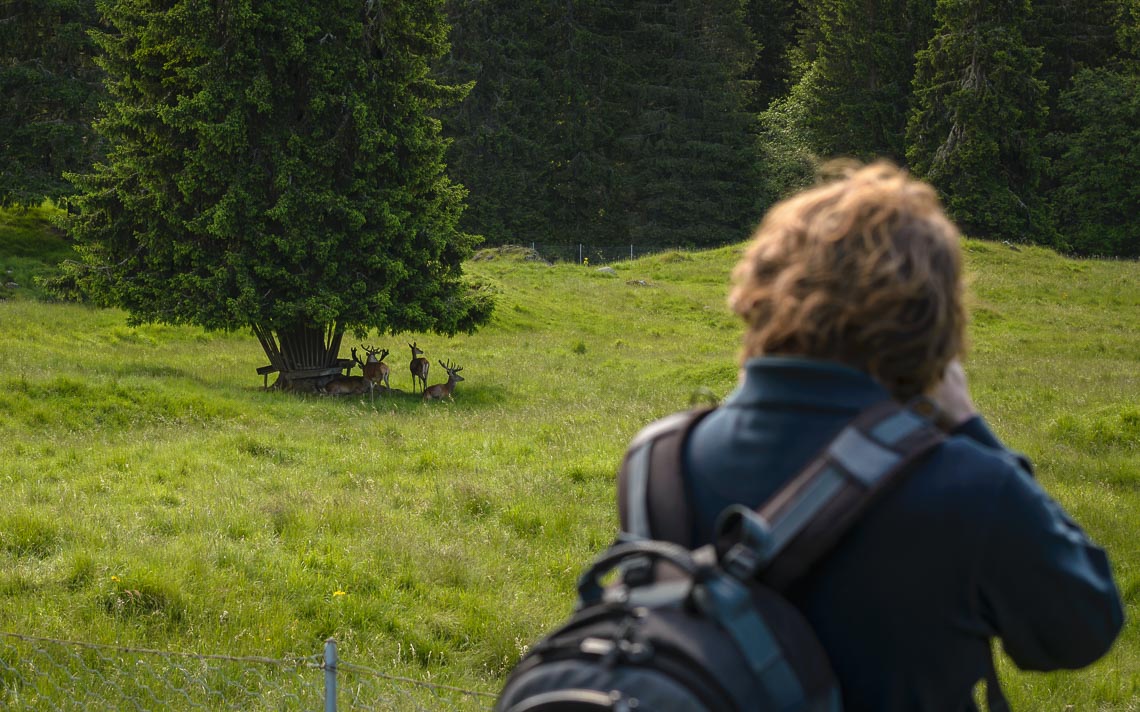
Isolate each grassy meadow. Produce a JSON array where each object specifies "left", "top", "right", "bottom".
[{"left": 0, "top": 211, "right": 1137, "bottom": 708}]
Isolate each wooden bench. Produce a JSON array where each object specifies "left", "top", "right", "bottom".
[{"left": 256, "top": 364, "right": 279, "bottom": 390}]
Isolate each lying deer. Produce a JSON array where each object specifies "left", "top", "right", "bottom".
[
  {"left": 319, "top": 375, "right": 371, "bottom": 396},
  {"left": 352, "top": 344, "right": 390, "bottom": 398},
  {"left": 409, "top": 342, "right": 429, "bottom": 394},
  {"left": 423, "top": 360, "right": 464, "bottom": 401}
]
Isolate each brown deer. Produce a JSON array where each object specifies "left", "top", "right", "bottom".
[
  {"left": 319, "top": 375, "right": 371, "bottom": 396},
  {"left": 408, "top": 342, "right": 429, "bottom": 394},
  {"left": 352, "top": 344, "right": 390, "bottom": 398},
  {"left": 423, "top": 360, "right": 464, "bottom": 401}
]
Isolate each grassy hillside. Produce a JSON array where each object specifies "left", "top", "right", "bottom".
[
  {"left": 0, "top": 204, "right": 76, "bottom": 301},
  {"left": 0, "top": 217, "right": 1136, "bottom": 708}
]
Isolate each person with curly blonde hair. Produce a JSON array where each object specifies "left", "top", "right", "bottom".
[
  {"left": 620, "top": 163, "right": 1122, "bottom": 711},
  {"left": 729, "top": 161, "right": 964, "bottom": 402}
]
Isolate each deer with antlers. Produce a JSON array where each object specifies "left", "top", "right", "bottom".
[
  {"left": 423, "top": 360, "right": 464, "bottom": 402},
  {"left": 352, "top": 344, "right": 390, "bottom": 399},
  {"left": 408, "top": 342, "right": 430, "bottom": 394}
]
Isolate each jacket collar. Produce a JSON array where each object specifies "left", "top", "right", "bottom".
[{"left": 725, "top": 357, "right": 892, "bottom": 412}]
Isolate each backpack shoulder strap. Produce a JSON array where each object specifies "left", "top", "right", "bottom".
[
  {"left": 717, "top": 399, "right": 945, "bottom": 590},
  {"left": 618, "top": 407, "right": 715, "bottom": 547}
]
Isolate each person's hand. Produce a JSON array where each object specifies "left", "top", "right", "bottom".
[{"left": 927, "top": 358, "right": 978, "bottom": 428}]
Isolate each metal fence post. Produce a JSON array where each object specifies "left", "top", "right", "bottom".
[{"left": 324, "top": 638, "right": 338, "bottom": 712}]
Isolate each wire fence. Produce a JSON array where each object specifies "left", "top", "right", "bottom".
[
  {"left": 0, "top": 632, "right": 496, "bottom": 711},
  {"left": 524, "top": 242, "right": 732, "bottom": 264}
]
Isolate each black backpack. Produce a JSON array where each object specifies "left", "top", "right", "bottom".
[{"left": 496, "top": 400, "right": 950, "bottom": 712}]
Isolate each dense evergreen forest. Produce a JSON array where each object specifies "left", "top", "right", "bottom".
[{"left": 2, "top": 0, "right": 1137, "bottom": 257}]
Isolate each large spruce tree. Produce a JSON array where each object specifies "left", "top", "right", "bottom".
[
  {"left": 61, "top": 0, "right": 491, "bottom": 385},
  {"left": 906, "top": 0, "right": 1051, "bottom": 242},
  {"left": 0, "top": 0, "right": 105, "bottom": 206}
]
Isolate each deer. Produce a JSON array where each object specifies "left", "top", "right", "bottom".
[
  {"left": 318, "top": 375, "right": 371, "bottom": 396},
  {"left": 352, "top": 344, "right": 390, "bottom": 399},
  {"left": 408, "top": 342, "right": 430, "bottom": 394},
  {"left": 423, "top": 360, "right": 464, "bottom": 402}
]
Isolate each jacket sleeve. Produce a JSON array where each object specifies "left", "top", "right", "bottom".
[{"left": 976, "top": 461, "right": 1125, "bottom": 670}]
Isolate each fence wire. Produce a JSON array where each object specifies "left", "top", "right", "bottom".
[
  {"left": 0, "top": 632, "right": 496, "bottom": 711},
  {"left": 526, "top": 242, "right": 725, "bottom": 264},
  {"left": 335, "top": 661, "right": 495, "bottom": 712}
]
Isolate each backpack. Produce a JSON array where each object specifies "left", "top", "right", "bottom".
[{"left": 496, "top": 399, "right": 948, "bottom": 712}]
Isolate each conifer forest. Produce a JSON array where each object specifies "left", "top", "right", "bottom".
[{"left": 2, "top": 0, "right": 1137, "bottom": 259}]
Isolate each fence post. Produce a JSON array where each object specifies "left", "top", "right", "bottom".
[
  {"left": 630, "top": 244, "right": 633, "bottom": 260},
  {"left": 579, "top": 244, "right": 583, "bottom": 264},
  {"left": 324, "top": 638, "right": 338, "bottom": 712}
]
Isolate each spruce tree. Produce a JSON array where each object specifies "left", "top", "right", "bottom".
[
  {"left": 783, "top": 0, "right": 937, "bottom": 162},
  {"left": 612, "top": 0, "right": 762, "bottom": 247},
  {"left": 741, "top": 0, "right": 800, "bottom": 113},
  {"left": 1046, "top": 0, "right": 1139, "bottom": 257},
  {"left": 906, "top": 0, "right": 1051, "bottom": 242},
  {"left": 1049, "top": 67, "right": 1139, "bottom": 257},
  {"left": 1028, "top": 0, "right": 1120, "bottom": 101},
  {"left": 443, "top": 0, "right": 761, "bottom": 251},
  {"left": 0, "top": 0, "right": 105, "bottom": 206},
  {"left": 1122, "top": 0, "right": 1140, "bottom": 56},
  {"left": 439, "top": 0, "right": 567, "bottom": 246},
  {"left": 61, "top": 0, "right": 491, "bottom": 386},
  {"left": 540, "top": 0, "right": 630, "bottom": 248}
]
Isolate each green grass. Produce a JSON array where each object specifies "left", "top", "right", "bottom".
[{"left": 0, "top": 230, "right": 1136, "bottom": 709}]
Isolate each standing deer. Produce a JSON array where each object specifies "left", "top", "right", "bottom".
[
  {"left": 352, "top": 344, "right": 390, "bottom": 399},
  {"left": 408, "top": 342, "right": 429, "bottom": 394},
  {"left": 423, "top": 360, "right": 464, "bottom": 401}
]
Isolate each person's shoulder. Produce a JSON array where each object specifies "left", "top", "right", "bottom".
[
  {"left": 941, "top": 432, "right": 1029, "bottom": 476},
  {"left": 915, "top": 428, "right": 1037, "bottom": 516},
  {"left": 889, "top": 428, "right": 1020, "bottom": 511}
]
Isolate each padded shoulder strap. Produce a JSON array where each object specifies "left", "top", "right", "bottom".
[{"left": 618, "top": 407, "right": 715, "bottom": 547}]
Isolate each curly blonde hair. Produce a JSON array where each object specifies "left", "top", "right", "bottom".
[{"left": 729, "top": 162, "right": 965, "bottom": 400}]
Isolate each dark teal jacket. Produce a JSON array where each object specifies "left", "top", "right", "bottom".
[{"left": 682, "top": 358, "right": 1124, "bottom": 711}]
